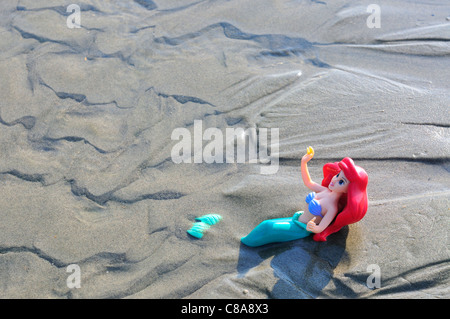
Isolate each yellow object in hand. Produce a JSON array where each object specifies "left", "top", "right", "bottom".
[{"left": 307, "top": 146, "right": 314, "bottom": 157}]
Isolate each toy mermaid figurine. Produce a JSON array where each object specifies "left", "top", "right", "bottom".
[{"left": 241, "top": 147, "right": 368, "bottom": 247}]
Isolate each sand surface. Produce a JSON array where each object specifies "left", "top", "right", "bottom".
[{"left": 0, "top": 0, "right": 449, "bottom": 298}]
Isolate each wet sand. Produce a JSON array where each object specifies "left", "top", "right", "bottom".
[{"left": 0, "top": 0, "right": 449, "bottom": 298}]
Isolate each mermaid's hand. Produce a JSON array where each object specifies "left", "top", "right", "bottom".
[
  {"left": 306, "top": 217, "right": 321, "bottom": 233},
  {"left": 301, "top": 146, "right": 314, "bottom": 163}
]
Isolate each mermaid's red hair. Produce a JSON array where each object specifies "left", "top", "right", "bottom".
[{"left": 314, "top": 157, "right": 368, "bottom": 242}]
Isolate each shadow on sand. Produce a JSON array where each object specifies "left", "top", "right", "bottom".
[{"left": 237, "top": 227, "right": 349, "bottom": 298}]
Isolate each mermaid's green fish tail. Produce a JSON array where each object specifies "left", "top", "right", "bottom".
[{"left": 241, "top": 211, "right": 312, "bottom": 247}]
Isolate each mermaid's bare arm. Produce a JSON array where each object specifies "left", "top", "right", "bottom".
[
  {"left": 301, "top": 148, "right": 327, "bottom": 193},
  {"left": 306, "top": 205, "right": 339, "bottom": 233}
]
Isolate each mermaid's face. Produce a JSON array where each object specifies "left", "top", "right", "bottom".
[{"left": 329, "top": 171, "right": 349, "bottom": 193}]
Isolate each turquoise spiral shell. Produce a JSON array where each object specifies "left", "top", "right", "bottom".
[
  {"left": 187, "top": 222, "right": 210, "bottom": 239},
  {"left": 195, "top": 214, "right": 223, "bottom": 225}
]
